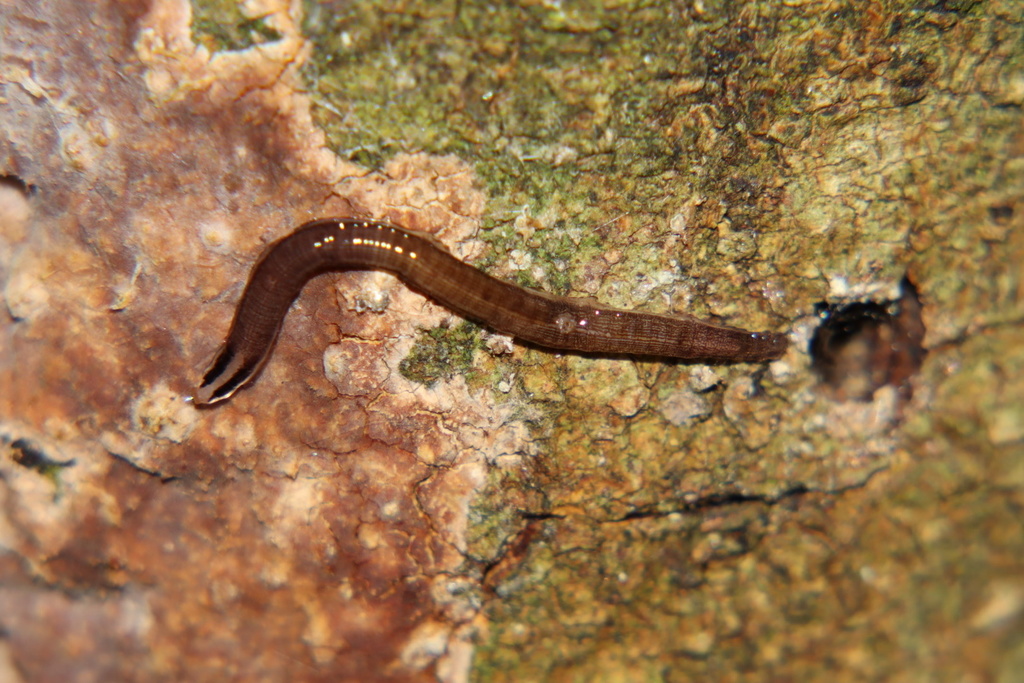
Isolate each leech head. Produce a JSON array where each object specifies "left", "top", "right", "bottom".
[
  {"left": 194, "top": 344, "right": 260, "bottom": 406},
  {"left": 751, "top": 330, "right": 790, "bottom": 360}
]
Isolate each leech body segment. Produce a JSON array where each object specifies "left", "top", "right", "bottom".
[{"left": 195, "top": 218, "right": 788, "bottom": 405}]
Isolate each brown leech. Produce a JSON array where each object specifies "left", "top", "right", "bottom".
[{"left": 195, "top": 218, "right": 788, "bottom": 405}]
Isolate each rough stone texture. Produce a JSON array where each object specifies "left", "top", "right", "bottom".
[{"left": 2, "top": 1, "right": 1023, "bottom": 682}]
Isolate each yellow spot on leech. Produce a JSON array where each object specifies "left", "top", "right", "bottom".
[{"left": 395, "top": 246, "right": 403, "bottom": 254}]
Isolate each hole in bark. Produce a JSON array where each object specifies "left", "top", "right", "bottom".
[
  {"left": 0, "top": 174, "right": 34, "bottom": 236},
  {"left": 988, "top": 204, "right": 1013, "bottom": 224},
  {"left": 0, "top": 175, "right": 35, "bottom": 196},
  {"left": 810, "top": 277, "right": 925, "bottom": 402},
  {"left": 10, "top": 438, "right": 75, "bottom": 474}
]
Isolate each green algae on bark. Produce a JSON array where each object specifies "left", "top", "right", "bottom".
[{"left": 297, "top": 1, "right": 1024, "bottom": 680}]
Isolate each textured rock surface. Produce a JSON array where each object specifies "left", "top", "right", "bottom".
[
  {"left": 1, "top": 1, "right": 505, "bottom": 680},
  {"left": 2, "top": 1, "right": 1023, "bottom": 682}
]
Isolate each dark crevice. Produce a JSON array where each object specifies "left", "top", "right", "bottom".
[
  {"left": 519, "top": 511, "right": 564, "bottom": 521},
  {"left": 0, "top": 174, "right": 36, "bottom": 196},
  {"left": 104, "top": 449, "right": 177, "bottom": 482},
  {"left": 810, "top": 276, "right": 925, "bottom": 403},
  {"left": 9, "top": 438, "right": 75, "bottom": 474},
  {"left": 481, "top": 516, "right": 548, "bottom": 595},
  {"left": 610, "top": 484, "right": 811, "bottom": 523}
]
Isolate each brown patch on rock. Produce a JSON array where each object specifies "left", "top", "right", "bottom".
[{"left": 0, "top": 1, "right": 508, "bottom": 680}]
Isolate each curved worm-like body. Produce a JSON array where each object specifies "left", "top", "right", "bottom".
[{"left": 195, "top": 218, "right": 788, "bottom": 405}]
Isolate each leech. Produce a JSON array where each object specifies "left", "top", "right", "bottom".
[{"left": 195, "top": 218, "right": 788, "bottom": 405}]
